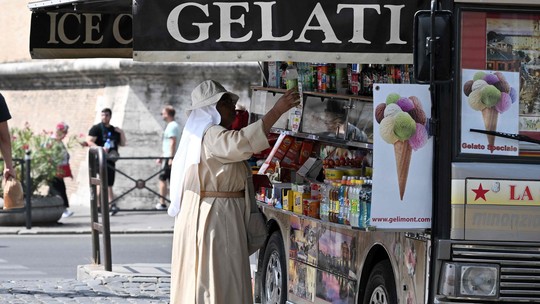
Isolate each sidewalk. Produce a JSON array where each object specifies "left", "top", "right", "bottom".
[{"left": 0, "top": 204, "right": 175, "bottom": 235}]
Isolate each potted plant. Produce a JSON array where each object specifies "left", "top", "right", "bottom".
[{"left": 0, "top": 122, "right": 82, "bottom": 225}]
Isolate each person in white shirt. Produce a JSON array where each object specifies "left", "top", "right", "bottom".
[{"left": 156, "top": 105, "right": 180, "bottom": 210}]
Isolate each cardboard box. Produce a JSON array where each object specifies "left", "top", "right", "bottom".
[
  {"left": 293, "top": 184, "right": 311, "bottom": 215},
  {"left": 298, "top": 140, "right": 314, "bottom": 165},
  {"left": 303, "top": 199, "right": 320, "bottom": 219},
  {"left": 281, "top": 139, "right": 302, "bottom": 167},
  {"left": 282, "top": 188, "right": 294, "bottom": 211},
  {"left": 274, "top": 136, "right": 294, "bottom": 160},
  {"left": 258, "top": 134, "right": 294, "bottom": 174},
  {"left": 271, "top": 182, "right": 292, "bottom": 209},
  {"left": 297, "top": 157, "right": 323, "bottom": 180}
]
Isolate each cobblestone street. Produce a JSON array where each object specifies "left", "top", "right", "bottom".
[{"left": 0, "top": 277, "right": 169, "bottom": 303}]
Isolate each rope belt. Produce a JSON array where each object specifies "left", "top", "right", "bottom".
[{"left": 200, "top": 191, "right": 245, "bottom": 198}]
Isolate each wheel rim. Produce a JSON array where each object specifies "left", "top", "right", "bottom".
[
  {"left": 264, "top": 251, "right": 282, "bottom": 304},
  {"left": 368, "top": 286, "right": 388, "bottom": 304}
]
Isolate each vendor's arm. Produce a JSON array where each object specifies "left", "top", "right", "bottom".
[
  {"left": 205, "top": 88, "right": 300, "bottom": 163},
  {"left": 261, "top": 88, "right": 300, "bottom": 134}
]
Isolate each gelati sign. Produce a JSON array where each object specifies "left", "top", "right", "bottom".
[
  {"left": 133, "top": 0, "right": 428, "bottom": 63},
  {"left": 30, "top": 12, "right": 133, "bottom": 59}
]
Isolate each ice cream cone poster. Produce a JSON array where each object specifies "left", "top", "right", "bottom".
[
  {"left": 461, "top": 69, "right": 519, "bottom": 156},
  {"left": 372, "top": 84, "right": 433, "bottom": 229}
]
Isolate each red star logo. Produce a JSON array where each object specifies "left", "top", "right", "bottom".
[{"left": 472, "top": 183, "right": 489, "bottom": 201}]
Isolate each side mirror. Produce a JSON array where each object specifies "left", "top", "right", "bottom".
[{"left": 413, "top": 10, "right": 453, "bottom": 83}]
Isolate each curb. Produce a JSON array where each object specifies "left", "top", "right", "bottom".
[
  {"left": 77, "top": 263, "right": 171, "bottom": 282},
  {"left": 0, "top": 229, "right": 174, "bottom": 235}
]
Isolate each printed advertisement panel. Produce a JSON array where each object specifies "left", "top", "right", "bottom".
[
  {"left": 371, "top": 84, "right": 433, "bottom": 229},
  {"left": 460, "top": 69, "right": 520, "bottom": 155},
  {"left": 460, "top": 11, "right": 540, "bottom": 156}
]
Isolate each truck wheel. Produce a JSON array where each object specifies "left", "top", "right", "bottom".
[
  {"left": 363, "top": 260, "right": 397, "bottom": 304},
  {"left": 261, "top": 231, "right": 287, "bottom": 304}
]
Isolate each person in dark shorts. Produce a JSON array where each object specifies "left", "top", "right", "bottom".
[
  {"left": 87, "top": 108, "right": 126, "bottom": 215},
  {"left": 156, "top": 105, "right": 180, "bottom": 210}
]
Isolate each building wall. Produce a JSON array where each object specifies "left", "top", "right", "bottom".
[{"left": 1, "top": 59, "right": 261, "bottom": 208}]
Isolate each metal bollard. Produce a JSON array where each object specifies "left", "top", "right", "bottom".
[{"left": 24, "top": 150, "right": 32, "bottom": 230}]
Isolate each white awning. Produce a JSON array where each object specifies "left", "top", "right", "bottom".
[{"left": 28, "top": 0, "right": 130, "bottom": 13}]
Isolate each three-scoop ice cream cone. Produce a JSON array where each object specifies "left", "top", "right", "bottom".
[
  {"left": 463, "top": 71, "right": 517, "bottom": 150},
  {"left": 376, "top": 94, "right": 428, "bottom": 200}
]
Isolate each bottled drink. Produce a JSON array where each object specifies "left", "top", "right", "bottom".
[
  {"left": 330, "top": 182, "right": 339, "bottom": 223},
  {"left": 104, "top": 138, "right": 111, "bottom": 151},
  {"left": 106, "top": 132, "right": 115, "bottom": 149},
  {"left": 285, "top": 61, "right": 299, "bottom": 90},
  {"left": 320, "top": 182, "right": 330, "bottom": 222},
  {"left": 359, "top": 177, "right": 373, "bottom": 228},
  {"left": 351, "top": 179, "right": 363, "bottom": 228},
  {"left": 336, "top": 63, "right": 348, "bottom": 94},
  {"left": 338, "top": 178, "right": 347, "bottom": 224},
  {"left": 365, "top": 178, "right": 372, "bottom": 227},
  {"left": 348, "top": 179, "right": 358, "bottom": 227}
]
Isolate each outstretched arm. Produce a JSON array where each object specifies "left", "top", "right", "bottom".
[{"left": 261, "top": 88, "right": 301, "bottom": 134}]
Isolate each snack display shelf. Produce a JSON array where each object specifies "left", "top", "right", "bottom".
[
  {"left": 251, "top": 86, "right": 373, "bottom": 102},
  {"left": 270, "top": 127, "right": 373, "bottom": 150},
  {"left": 257, "top": 200, "right": 374, "bottom": 232}
]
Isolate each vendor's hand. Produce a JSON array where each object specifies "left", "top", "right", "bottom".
[
  {"left": 273, "top": 88, "right": 301, "bottom": 115},
  {"left": 168, "top": 159, "right": 173, "bottom": 166},
  {"left": 156, "top": 158, "right": 162, "bottom": 165}
]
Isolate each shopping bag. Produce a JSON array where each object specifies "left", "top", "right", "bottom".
[
  {"left": 56, "top": 163, "right": 73, "bottom": 178},
  {"left": 2, "top": 177, "right": 24, "bottom": 209},
  {"left": 247, "top": 209, "right": 268, "bottom": 255}
]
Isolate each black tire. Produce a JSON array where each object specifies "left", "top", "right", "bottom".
[
  {"left": 362, "top": 260, "right": 397, "bottom": 304},
  {"left": 261, "top": 231, "right": 287, "bottom": 304}
]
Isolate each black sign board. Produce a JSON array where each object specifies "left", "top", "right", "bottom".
[
  {"left": 30, "top": 11, "right": 133, "bottom": 59},
  {"left": 133, "top": 0, "right": 428, "bottom": 63}
]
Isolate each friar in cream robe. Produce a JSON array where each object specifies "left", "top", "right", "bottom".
[{"left": 170, "top": 119, "right": 269, "bottom": 304}]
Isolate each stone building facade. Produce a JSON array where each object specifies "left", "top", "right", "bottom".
[{"left": 1, "top": 58, "right": 260, "bottom": 209}]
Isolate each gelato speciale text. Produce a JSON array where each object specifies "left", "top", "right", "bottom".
[{"left": 461, "top": 142, "right": 518, "bottom": 153}]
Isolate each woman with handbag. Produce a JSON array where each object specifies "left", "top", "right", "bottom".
[
  {"left": 48, "top": 122, "right": 74, "bottom": 218},
  {"left": 168, "top": 80, "right": 300, "bottom": 304}
]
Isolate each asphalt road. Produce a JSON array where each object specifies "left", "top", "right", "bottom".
[{"left": 0, "top": 234, "right": 172, "bottom": 280}]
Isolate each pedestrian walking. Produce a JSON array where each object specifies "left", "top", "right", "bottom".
[
  {"left": 47, "top": 122, "right": 75, "bottom": 217},
  {"left": 156, "top": 105, "right": 180, "bottom": 210},
  {"left": 87, "top": 108, "right": 126, "bottom": 215}
]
